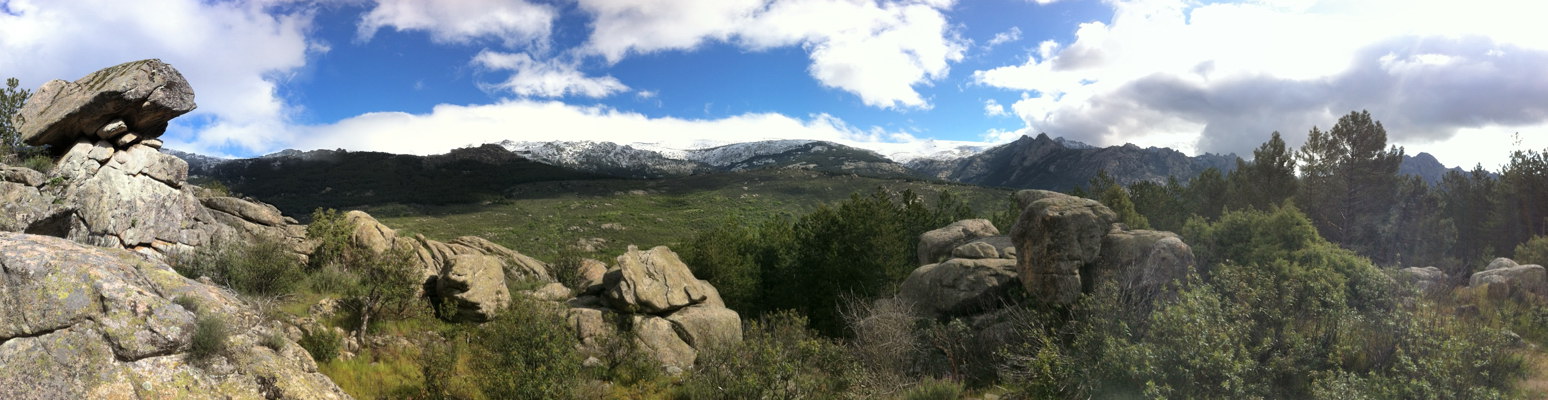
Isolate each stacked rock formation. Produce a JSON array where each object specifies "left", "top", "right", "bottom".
[
  {"left": 1009, "top": 189, "right": 1197, "bottom": 306},
  {"left": 900, "top": 222, "right": 1019, "bottom": 319},
  {"left": 3, "top": 59, "right": 307, "bottom": 259},
  {"left": 336, "top": 211, "right": 550, "bottom": 322},
  {"left": 0, "top": 232, "right": 350, "bottom": 399},
  {"left": 565, "top": 246, "right": 742, "bottom": 374}
]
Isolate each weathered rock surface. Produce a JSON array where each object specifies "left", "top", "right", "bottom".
[
  {"left": 630, "top": 315, "right": 699, "bottom": 372},
  {"left": 664, "top": 305, "right": 742, "bottom": 350},
  {"left": 604, "top": 246, "right": 708, "bottom": 314},
  {"left": 334, "top": 211, "right": 554, "bottom": 308},
  {"left": 17, "top": 59, "right": 196, "bottom": 149},
  {"left": 1398, "top": 266, "right": 1448, "bottom": 293},
  {"left": 0, "top": 232, "right": 349, "bottom": 399},
  {"left": 437, "top": 254, "right": 512, "bottom": 323},
  {"left": 550, "top": 245, "right": 742, "bottom": 373},
  {"left": 1009, "top": 190, "right": 1196, "bottom": 305},
  {"left": 918, "top": 219, "right": 1000, "bottom": 265},
  {"left": 1471, "top": 258, "right": 1546, "bottom": 297},
  {"left": 1095, "top": 229, "right": 1195, "bottom": 297},
  {"left": 897, "top": 257, "right": 1020, "bottom": 318},
  {"left": 1010, "top": 190, "right": 1118, "bottom": 305}
]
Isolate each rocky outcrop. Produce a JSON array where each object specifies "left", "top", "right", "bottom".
[
  {"left": 1, "top": 60, "right": 306, "bottom": 260},
  {"left": 899, "top": 240, "right": 1020, "bottom": 319},
  {"left": 334, "top": 211, "right": 553, "bottom": 315},
  {"left": 604, "top": 246, "right": 709, "bottom": 314},
  {"left": 16, "top": 59, "right": 196, "bottom": 149},
  {"left": 563, "top": 245, "right": 741, "bottom": 373},
  {"left": 437, "top": 255, "right": 512, "bottom": 323},
  {"left": 1471, "top": 257, "right": 1546, "bottom": 298},
  {"left": 1009, "top": 190, "right": 1197, "bottom": 305},
  {"left": 0, "top": 232, "right": 349, "bottom": 399},
  {"left": 917, "top": 219, "right": 1000, "bottom": 265}
]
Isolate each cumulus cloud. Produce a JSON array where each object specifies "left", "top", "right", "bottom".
[
  {"left": 984, "top": 99, "right": 1009, "bottom": 117},
  {"left": 578, "top": 0, "right": 966, "bottom": 109},
  {"left": 974, "top": 0, "right": 1548, "bottom": 166},
  {"left": 356, "top": 0, "right": 554, "bottom": 48},
  {"left": 287, "top": 99, "right": 985, "bottom": 161},
  {"left": 986, "top": 27, "right": 1022, "bottom": 48},
  {"left": 0, "top": 0, "right": 319, "bottom": 155},
  {"left": 472, "top": 50, "right": 628, "bottom": 98}
]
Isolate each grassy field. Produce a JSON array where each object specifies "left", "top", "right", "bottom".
[{"left": 360, "top": 169, "right": 1013, "bottom": 261}]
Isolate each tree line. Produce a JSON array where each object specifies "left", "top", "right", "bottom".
[{"left": 1088, "top": 110, "right": 1548, "bottom": 278}]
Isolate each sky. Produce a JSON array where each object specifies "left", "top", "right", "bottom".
[{"left": 2, "top": 0, "right": 1546, "bottom": 170}]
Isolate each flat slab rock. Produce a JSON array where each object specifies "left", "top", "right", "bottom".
[{"left": 17, "top": 59, "right": 196, "bottom": 148}]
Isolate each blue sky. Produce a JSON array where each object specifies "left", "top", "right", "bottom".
[{"left": 2, "top": 0, "right": 1546, "bottom": 169}]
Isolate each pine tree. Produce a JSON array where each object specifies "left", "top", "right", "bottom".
[{"left": 1296, "top": 110, "right": 1404, "bottom": 258}]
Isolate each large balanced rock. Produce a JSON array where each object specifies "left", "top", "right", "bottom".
[
  {"left": 17, "top": 59, "right": 196, "bottom": 149},
  {"left": 437, "top": 254, "right": 512, "bottom": 322},
  {"left": 897, "top": 256, "right": 1020, "bottom": 319},
  {"left": 918, "top": 219, "right": 1000, "bottom": 265},
  {"left": 0, "top": 232, "right": 349, "bottom": 399},
  {"left": 1471, "top": 258, "right": 1546, "bottom": 297},
  {"left": 1010, "top": 190, "right": 1117, "bottom": 305},
  {"left": 604, "top": 246, "right": 709, "bottom": 314},
  {"left": 3, "top": 60, "right": 307, "bottom": 260},
  {"left": 1009, "top": 190, "right": 1196, "bottom": 305}
]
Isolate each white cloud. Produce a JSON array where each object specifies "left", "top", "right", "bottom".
[
  {"left": 356, "top": 0, "right": 554, "bottom": 48},
  {"left": 578, "top": 0, "right": 966, "bottom": 109},
  {"left": 973, "top": 0, "right": 1548, "bottom": 168},
  {"left": 984, "top": 99, "right": 1009, "bottom": 117},
  {"left": 472, "top": 50, "right": 628, "bottom": 98},
  {"left": 986, "top": 27, "right": 1022, "bottom": 48},
  {"left": 287, "top": 99, "right": 988, "bottom": 161},
  {"left": 0, "top": 0, "right": 319, "bottom": 155}
]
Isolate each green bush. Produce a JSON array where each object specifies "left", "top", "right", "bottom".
[
  {"left": 306, "top": 208, "right": 355, "bottom": 270},
  {"left": 902, "top": 378, "right": 964, "bottom": 400},
  {"left": 168, "top": 235, "right": 306, "bottom": 296},
  {"left": 436, "top": 297, "right": 583, "bottom": 400},
  {"left": 307, "top": 262, "right": 360, "bottom": 294},
  {"left": 188, "top": 313, "right": 229, "bottom": 361},
  {"left": 21, "top": 154, "right": 51, "bottom": 174},
  {"left": 680, "top": 311, "right": 861, "bottom": 399},
  {"left": 299, "top": 328, "right": 342, "bottom": 363},
  {"left": 261, "top": 331, "right": 288, "bottom": 352},
  {"left": 1515, "top": 235, "right": 1548, "bottom": 266}
]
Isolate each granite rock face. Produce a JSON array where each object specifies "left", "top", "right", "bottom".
[
  {"left": 1009, "top": 190, "right": 1197, "bottom": 306},
  {"left": 0, "top": 232, "right": 350, "bottom": 399}
]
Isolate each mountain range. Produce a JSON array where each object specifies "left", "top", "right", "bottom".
[{"left": 167, "top": 134, "right": 1463, "bottom": 213}]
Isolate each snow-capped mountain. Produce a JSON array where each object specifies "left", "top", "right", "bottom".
[
  {"left": 498, "top": 140, "right": 708, "bottom": 178},
  {"left": 499, "top": 139, "right": 914, "bottom": 178}
]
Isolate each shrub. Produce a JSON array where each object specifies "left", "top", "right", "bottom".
[
  {"left": 347, "top": 245, "right": 423, "bottom": 342},
  {"left": 902, "top": 378, "right": 964, "bottom": 400},
  {"left": 21, "top": 154, "right": 51, "bottom": 174},
  {"left": 306, "top": 208, "right": 356, "bottom": 270},
  {"left": 188, "top": 313, "right": 229, "bottom": 361},
  {"left": 680, "top": 311, "right": 860, "bottom": 399},
  {"left": 1515, "top": 235, "right": 1548, "bottom": 266},
  {"left": 299, "top": 328, "right": 342, "bottom": 363},
  {"left": 308, "top": 262, "right": 360, "bottom": 294},
  {"left": 172, "top": 295, "right": 201, "bottom": 314},
  {"left": 464, "top": 297, "right": 583, "bottom": 399},
  {"left": 168, "top": 234, "right": 306, "bottom": 296},
  {"left": 261, "top": 331, "right": 288, "bottom": 352}
]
